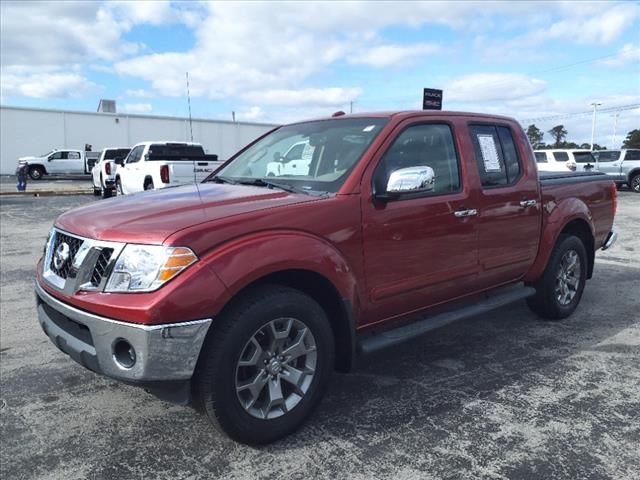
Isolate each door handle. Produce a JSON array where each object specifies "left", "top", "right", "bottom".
[
  {"left": 519, "top": 200, "right": 537, "bottom": 207},
  {"left": 454, "top": 209, "right": 478, "bottom": 218}
]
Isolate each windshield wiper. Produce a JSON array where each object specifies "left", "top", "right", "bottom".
[
  {"left": 238, "top": 178, "right": 309, "bottom": 195},
  {"left": 205, "top": 175, "right": 238, "bottom": 184}
]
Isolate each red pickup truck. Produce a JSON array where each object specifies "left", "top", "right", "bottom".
[{"left": 36, "top": 111, "right": 617, "bottom": 444}]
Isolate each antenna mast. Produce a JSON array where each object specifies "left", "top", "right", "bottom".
[{"left": 186, "top": 72, "right": 194, "bottom": 142}]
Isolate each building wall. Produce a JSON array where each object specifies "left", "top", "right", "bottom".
[{"left": 0, "top": 106, "right": 276, "bottom": 175}]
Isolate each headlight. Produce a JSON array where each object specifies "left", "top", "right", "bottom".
[{"left": 105, "top": 245, "right": 198, "bottom": 292}]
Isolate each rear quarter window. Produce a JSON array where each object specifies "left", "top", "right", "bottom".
[
  {"left": 148, "top": 144, "right": 205, "bottom": 160},
  {"left": 573, "top": 152, "right": 596, "bottom": 163},
  {"left": 535, "top": 152, "right": 548, "bottom": 163}
]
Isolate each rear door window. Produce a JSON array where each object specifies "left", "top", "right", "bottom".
[
  {"left": 469, "top": 124, "right": 522, "bottom": 187},
  {"left": 553, "top": 152, "right": 569, "bottom": 162},
  {"left": 573, "top": 152, "right": 596, "bottom": 163},
  {"left": 625, "top": 150, "right": 640, "bottom": 160}
]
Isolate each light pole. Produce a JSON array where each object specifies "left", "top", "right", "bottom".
[
  {"left": 611, "top": 112, "right": 620, "bottom": 148},
  {"left": 590, "top": 102, "right": 602, "bottom": 151}
]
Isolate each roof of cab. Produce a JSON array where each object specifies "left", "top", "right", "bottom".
[{"left": 288, "top": 110, "right": 518, "bottom": 125}]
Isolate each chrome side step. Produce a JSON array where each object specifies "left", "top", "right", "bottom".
[{"left": 357, "top": 285, "right": 536, "bottom": 355}]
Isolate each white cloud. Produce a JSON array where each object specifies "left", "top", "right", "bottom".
[
  {"left": 124, "top": 88, "right": 153, "bottom": 98},
  {"left": 122, "top": 103, "right": 153, "bottom": 114},
  {"left": 0, "top": 66, "right": 97, "bottom": 98},
  {"left": 236, "top": 106, "right": 265, "bottom": 121},
  {"left": 525, "top": 2, "right": 639, "bottom": 45},
  {"left": 348, "top": 43, "right": 440, "bottom": 68},
  {"left": 447, "top": 73, "right": 547, "bottom": 102},
  {"left": 242, "top": 88, "right": 362, "bottom": 107},
  {"left": 599, "top": 43, "right": 640, "bottom": 67}
]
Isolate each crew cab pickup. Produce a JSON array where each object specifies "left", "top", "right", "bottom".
[
  {"left": 593, "top": 149, "right": 640, "bottom": 192},
  {"left": 18, "top": 149, "right": 99, "bottom": 180},
  {"left": 35, "top": 111, "right": 617, "bottom": 445},
  {"left": 115, "top": 141, "right": 221, "bottom": 195},
  {"left": 91, "top": 147, "right": 131, "bottom": 198}
]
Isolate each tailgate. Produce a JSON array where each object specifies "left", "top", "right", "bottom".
[{"left": 166, "top": 160, "right": 215, "bottom": 185}]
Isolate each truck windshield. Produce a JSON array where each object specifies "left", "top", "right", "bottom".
[{"left": 212, "top": 117, "right": 388, "bottom": 194}]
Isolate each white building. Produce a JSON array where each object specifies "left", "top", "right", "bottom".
[{"left": 0, "top": 105, "right": 276, "bottom": 175}]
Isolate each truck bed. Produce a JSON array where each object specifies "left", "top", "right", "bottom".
[{"left": 538, "top": 170, "right": 608, "bottom": 186}]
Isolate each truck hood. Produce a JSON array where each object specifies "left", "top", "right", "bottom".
[
  {"left": 18, "top": 155, "right": 43, "bottom": 162},
  {"left": 55, "top": 183, "right": 320, "bottom": 244}
]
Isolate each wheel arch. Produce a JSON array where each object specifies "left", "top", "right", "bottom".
[
  {"left": 212, "top": 269, "right": 356, "bottom": 373},
  {"left": 30, "top": 163, "right": 47, "bottom": 175},
  {"left": 524, "top": 198, "right": 595, "bottom": 283},
  {"left": 627, "top": 168, "right": 640, "bottom": 184}
]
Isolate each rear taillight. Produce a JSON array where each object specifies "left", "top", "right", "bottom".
[
  {"left": 105, "top": 162, "right": 111, "bottom": 175},
  {"left": 611, "top": 182, "right": 617, "bottom": 218},
  {"left": 160, "top": 165, "right": 170, "bottom": 183}
]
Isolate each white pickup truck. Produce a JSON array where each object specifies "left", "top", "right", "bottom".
[
  {"left": 18, "top": 149, "right": 100, "bottom": 180},
  {"left": 91, "top": 147, "right": 131, "bottom": 198},
  {"left": 115, "top": 142, "right": 221, "bottom": 195}
]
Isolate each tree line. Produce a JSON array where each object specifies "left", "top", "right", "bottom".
[{"left": 526, "top": 124, "right": 640, "bottom": 150}]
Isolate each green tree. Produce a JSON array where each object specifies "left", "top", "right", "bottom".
[
  {"left": 548, "top": 125, "right": 568, "bottom": 148},
  {"left": 526, "top": 124, "right": 544, "bottom": 148},
  {"left": 622, "top": 129, "right": 640, "bottom": 149}
]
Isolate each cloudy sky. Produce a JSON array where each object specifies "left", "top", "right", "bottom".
[{"left": 1, "top": 0, "right": 638, "bottom": 147}]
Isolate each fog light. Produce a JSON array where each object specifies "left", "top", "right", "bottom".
[{"left": 113, "top": 339, "right": 136, "bottom": 369}]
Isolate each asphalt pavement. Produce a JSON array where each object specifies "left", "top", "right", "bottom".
[{"left": 0, "top": 191, "right": 638, "bottom": 480}]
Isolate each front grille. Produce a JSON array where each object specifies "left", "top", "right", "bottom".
[
  {"left": 49, "top": 232, "right": 83, "bottom": 279},
  {"left": 90, "top": 248, "right": 114, "bottom": 287}
]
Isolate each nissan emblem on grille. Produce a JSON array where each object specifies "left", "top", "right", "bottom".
[{"left": 53, "top": 242, "right": 70, "bottom": 270}]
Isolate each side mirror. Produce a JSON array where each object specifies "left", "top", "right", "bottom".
[
  {"left": 378, "top": 166, "right": 435, "bottom": 200},
  {"left": 273, "top": 151, "right": 282, "bottom": 162}
]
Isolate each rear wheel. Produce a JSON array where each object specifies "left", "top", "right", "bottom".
[
  {"left": 144, "top": 180, "right": 154, "bottom": 191},
  {"left": 631, "top": 173, "right": 640, "bottom": 193},
  {"left": 527, "top": 234, "right": 587, "bottom": 320},
  {"left": 194, "top": 285, "right": 334, "bottom": 444},
  {"left": 29, "top": 166, "right": 44, "bottom": 181},
  {"left": 100, "top": 175, "right": 112, "bottom": 199}
]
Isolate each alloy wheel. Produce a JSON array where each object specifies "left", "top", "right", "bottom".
[
  {"left": 235, "top": 317, "right": 317, "bottom": 420},
  {"left": 555, "top": 249, "right": 581, "bottom": 305}
]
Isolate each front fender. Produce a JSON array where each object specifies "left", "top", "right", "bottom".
[
  {"left": 524, "top": 197, "right": 594, "bottom": 282},
  {"left": 201, "top": 230, "right": 359, "bottom": 314}
]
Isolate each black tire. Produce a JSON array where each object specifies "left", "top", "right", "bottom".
[
  {"left": 116, "top": 178, "right": 124, "bottom": 196},
  {"left": 527, "top": 234, "right": 587, "bottom": 320},
  {"left": 92, "top": 187, "right": 101, "bottom": 196},
  {"left": 100, "top": 175, "right": 112, "bottom": 199},
  {"left": 631, "top": 173, "right": 640, "bottom": 193},
  {"left": 29, "top": 166, "right": 44, "bottom": 180},
  {"left": 144, "top": 180, "right": 154, "bottom": 191},
  {"left": 194, "top": 285, "right": 334, "bottom": 444},
  {"left": 616, "top": 183, "right": 624, "bottom": 191}
]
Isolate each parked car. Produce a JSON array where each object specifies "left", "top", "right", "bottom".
[
  {"left": 534, "top": 149, "right": 578, "bottom": 172},
  {"left": 18, "top": 149, "right": 99, "bottom": 180},
  {"left": 115, "top": 141, "right": 221, "bottom": 195},
  {"left": 265, "top": 140, "right": 315, "bottom": 177},
  {"left": 91, "top": 147, "right": 131, "bottom": 198},
  {"left": 593, "top": 149, "right": 640, "bottom": 192},
  {"left": 35, "top": 111, "right": 617, "bottom": 445}
]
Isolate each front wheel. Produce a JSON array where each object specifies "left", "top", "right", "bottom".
[
  {"left": 115, "top": 178, "right": 124, "bottom": 195},
  {"left": 631, "top": 173, "right": 640, "bottom": 193},
  {"left": 527, "top": 234, "right": 587, "bottom": 320},
  {"left": 194, "top": 285, "right": 334, "bottom": 444},
  {"left": 29, "top": 166, "right": 44, "bottom": 181}
]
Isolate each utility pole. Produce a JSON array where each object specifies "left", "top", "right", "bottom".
[
  {"left": 350, "top": 101, "right": 353, "bottom": 114},
  {"left": 611, "top": 112, "right": 620, "bottom": 148},
  {"left": 590, "top": 102, "right": 602, "bottom": 150},
  {"left": 186, "top": 72, "right": 194, "bottom": 142}
]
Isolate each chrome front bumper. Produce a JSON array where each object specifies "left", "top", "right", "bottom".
[
  {"left": 601, "top": 229, "right": 618, "bottom": 251},
  {"left": 35, "top": 281, "right": 212, "bottom": 382}
]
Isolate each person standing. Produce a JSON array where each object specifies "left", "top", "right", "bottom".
[{"left": 15, "top": 160, "right": 28, "bottom": 192}]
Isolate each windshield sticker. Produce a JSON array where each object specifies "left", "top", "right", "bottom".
[
  {"left": 363, "top": 125, "right": 376, "bottom": 132},
  {"left": 477, "top": 134, "right": 501, "bottom": 172}
]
